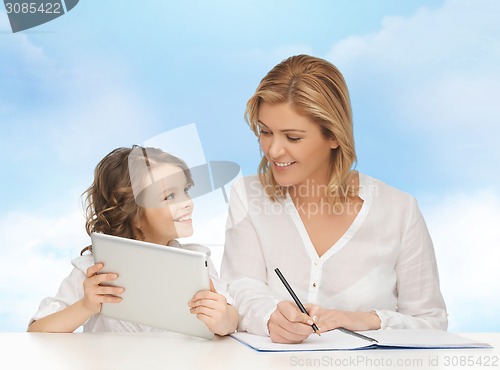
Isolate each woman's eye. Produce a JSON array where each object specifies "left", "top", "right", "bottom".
[
  {"left": 259, "top": 129, "right": 271, "bottom": 136},
  {"left": 287, "top": 136, "right": 302, "bottom": 142}
]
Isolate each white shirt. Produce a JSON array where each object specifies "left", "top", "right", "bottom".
[
  {"left": 220, "top": 174, "right": 448, "bottom": 336},
  {"left": 30, "top": 241, "right": 228, "bottom": 332}
]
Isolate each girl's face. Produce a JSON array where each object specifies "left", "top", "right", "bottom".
[
  {"left": 258, "top": 102, "right": 339, "bottom": 190},
  {"left": 138, "top": 163, "right": 194, "bottom": 245}
]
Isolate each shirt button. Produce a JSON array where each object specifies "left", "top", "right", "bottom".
[
  {"left": 314, "top": 261, "right": 319, "bottom": 265},
  {"left": 312, "top": 282, "right": 317, "bottom": 288}
]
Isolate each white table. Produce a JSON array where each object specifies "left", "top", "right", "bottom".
[{"left": 1, "top": 332, "right": 498, "bottom": 370}]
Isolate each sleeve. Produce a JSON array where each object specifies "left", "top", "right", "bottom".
[
  {"left": 374, "top": 196, "right": 448, "bottom": 330},
  {"left": 28, "top": 265, "right": 86, "bottom": 327},
  {"left": 179, "top": 242, "right": 234, "bottom": 305},
  {"left": 206, "top": 258, "right": 234, "bottom": 305},
  {"left": 220, "top": 180, "right": 278, "bottom": 336}
]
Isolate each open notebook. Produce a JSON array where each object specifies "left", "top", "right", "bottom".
[{"left": 231, "top": 329, "right": 492, "bottom": 352}]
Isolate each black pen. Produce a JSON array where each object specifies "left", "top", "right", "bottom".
[{"left": 274, "top": 268, "right": 321, "bottom": 336}]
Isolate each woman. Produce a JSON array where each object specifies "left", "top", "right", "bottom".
[{"left": 220, "top": 54, "right": 447, "bottom": 344}]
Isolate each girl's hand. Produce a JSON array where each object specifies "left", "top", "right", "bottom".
[
  {"left": 82, "top": 263, "right": 124, "bottom": 315},
  {"left": 27, "top": 263, "right": 124, "bottom": 333},
  {"left": 312, "top": 308, "right": 381, "bottom": 333},
  {"left": 188, "top": 280, "right": 238, "bottom": 336},
  {"left": 267, "top": 300, "right": 321, "bottom": 344}
]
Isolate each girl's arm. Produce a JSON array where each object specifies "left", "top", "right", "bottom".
[
  {"left": 28, "top": 263, "right": 123, "bottom": 333},
  {"left": 28, "top": 299, "right": 99, "bottom": 333}
]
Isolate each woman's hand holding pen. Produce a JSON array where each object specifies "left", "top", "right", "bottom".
[
  {"left": 267, "top": 301, "right": 321, "bottom": 344},
  {"left": 188, "top": 279, "right": 238, "bottom": 336},
  {"left": 267, "top": 301, "right": 381, "bottom": 343},
  {"left": 81, "top": 263, "right": 124, "bottom": 315}
]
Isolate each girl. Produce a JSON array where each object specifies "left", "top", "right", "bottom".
[
  {"left": 221, "top": 55, "right": 447, "bottom": 343},
  {"left": 28, "top": 146, "right": 238, "bottom": 335}
]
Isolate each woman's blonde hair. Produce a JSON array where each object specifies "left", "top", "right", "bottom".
[
  {"left": 245, "top": 54, "right": 357, "bottom": 205},
  {"left": 80, "top": 146, "right": 192, "bottom": 254}
]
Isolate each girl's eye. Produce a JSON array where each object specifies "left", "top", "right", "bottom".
[{"left": 165, "top": 193, "right": 175, "bottom": 201}]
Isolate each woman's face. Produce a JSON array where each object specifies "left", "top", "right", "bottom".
[
  {"left": 258, "top": 102, "right": 338, "bottom": 190},
  {"left": 138, "top": 163, "right": 194, "bottom": 245}
]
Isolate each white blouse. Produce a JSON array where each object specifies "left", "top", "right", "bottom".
[
  {"left": 220, "top": 173, "right": 448, "bottom": 336},
  {"left": 30, "top": 241, "right": 228, "bottom": 332}
]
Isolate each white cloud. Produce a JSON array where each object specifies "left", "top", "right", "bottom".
[
  {"left": 0, "top": 208, "right": 89, "bottom": 331},
  {"left": 0, "top": 19, "right": 166, "bottom": 235},
  {"left": 8, "top": 57, "right": 159, "bottom": 165},
  {"left": 0, "top": 12, "right": 48, "bottom": 60},
  {"left": 326, "top": 0, "right": 500, "bottom": 183},
  {"left": 0, "top": 13, "right": 58, "bottom": 117},
  {"left": 329, "top": 1, "right": 500, "bottom": 79},
  {"left": 47, "top": 87, "right": 158, "bottom": 164},
  {"left": 1, "top": 18, "right": 160, "bottom": 165},
  {"left": 421, "top": 188, "right": 500, "bottom": 331}
]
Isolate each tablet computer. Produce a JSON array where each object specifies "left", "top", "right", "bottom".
[{"left": 91, "top": 232, "right": 214, "bottom": 339}]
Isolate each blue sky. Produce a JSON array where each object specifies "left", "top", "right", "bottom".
[{"left": 1, "top": 0, "right": 499, "bottom": 332}]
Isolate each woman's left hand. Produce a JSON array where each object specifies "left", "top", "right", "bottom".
[{"left": 307, "top": 306, "right": 381, "bottom": 333}]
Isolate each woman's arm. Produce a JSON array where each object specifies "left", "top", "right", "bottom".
[
  {"left": 304, "top": 306, "right": 381, "bottom": 333},
  {"left": 376, "top": 196, "right": 448, "bottom": 330}
]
